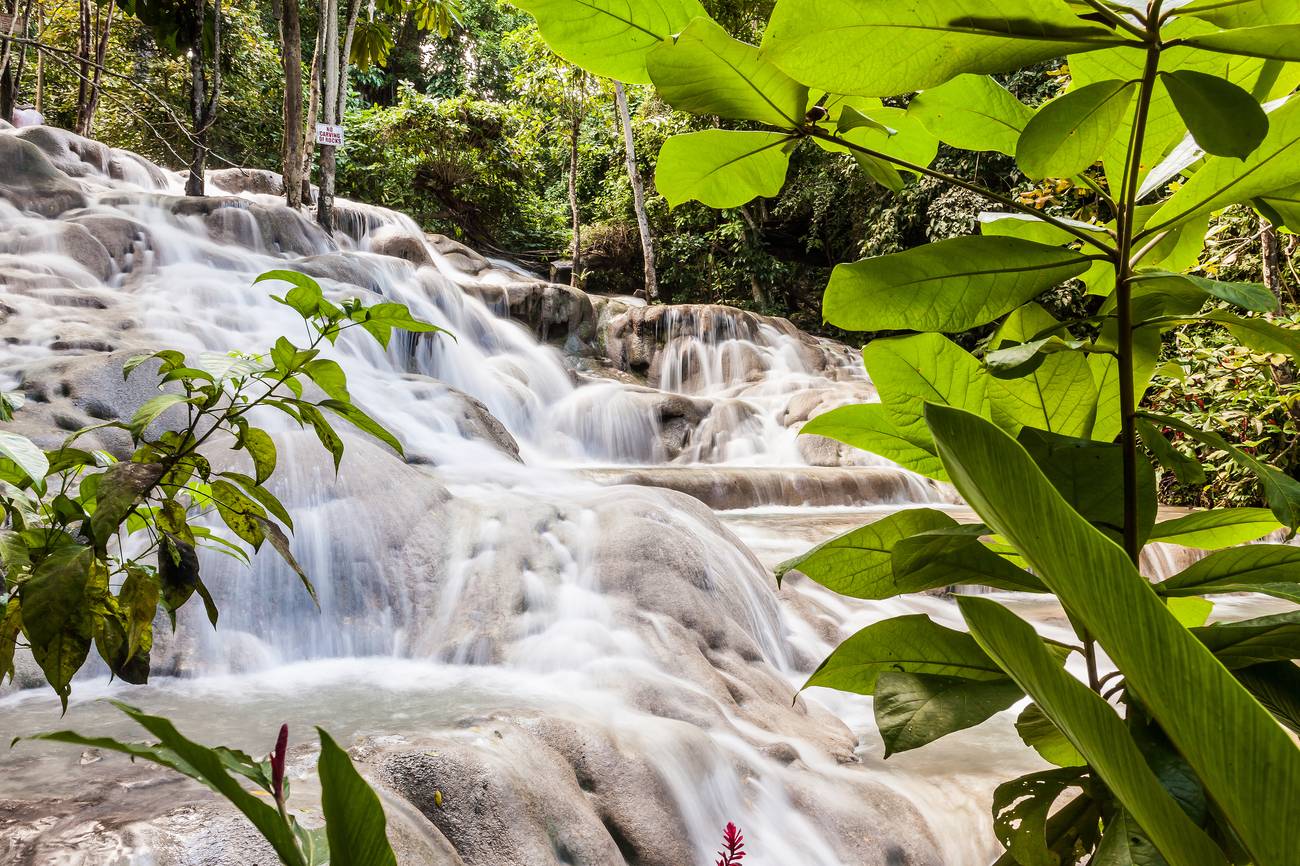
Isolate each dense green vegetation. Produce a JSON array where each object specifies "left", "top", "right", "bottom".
[
  {"left": 4, "top": 0, "right": 1300, "bottom": 863},
  {"left": 515, "top": 0, "right": 1300, "bottom": 863}
]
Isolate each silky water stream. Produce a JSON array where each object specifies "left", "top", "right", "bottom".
[{"left": 0, "top": 126, "right": 1270, "bottom": 866}]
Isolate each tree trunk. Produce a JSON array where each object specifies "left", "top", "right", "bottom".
[
  {"left": 275, "top": 0, "right": 304, "bottom": 208},
  {"left": 614, "top": 81, "right": 658, "bottom": 303},
  {"left": 77, "top": 0, "right": 114, "bottom": 136},
  {"left": 300, "top": 25, "right": 322, "bottom": 201},
  {"left": 1262, "top": 219, "right": 1283, "bottom": 310},
  {"left": 0, "top": 0, "right": 22, "bottom": 122},
  {"left": 315, "top": 0, "right": 338, "bottom": 230},
  {"left": 11, "top": 0, "right": 33, "bottom": 102},
  {"left": 738, "top": 204, "right": 769, "bottom": 307},
  {"left": 567, "top": 108, "right": 581, "bottom": 288},
  {"left": 336, "top": 0, "right": 360, "bottom": 119},
  {"left": 185, "top": 0, "right": 220, "bottom": 196},
  {"left": 33, "top": 0, "right": 42, "bottom": 112},
  {"left": 74, "top": 0, "right": 89, "bottom": 128}
]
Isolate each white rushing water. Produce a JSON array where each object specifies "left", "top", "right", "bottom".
[{"left": 0, "top": 125, "right": 1248, "bottom": 866}]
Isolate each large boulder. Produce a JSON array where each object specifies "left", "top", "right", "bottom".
[{"left": 0, "top": 132, "right": 89, "bottom": 216}]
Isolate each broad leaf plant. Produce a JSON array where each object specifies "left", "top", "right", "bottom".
[{"left": 514, "top": 0, "right": 1300, "bottom": 863}]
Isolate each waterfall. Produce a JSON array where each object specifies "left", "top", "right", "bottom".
[{"left": 3, "top": 123, "right": 1228, "bottom": 866}]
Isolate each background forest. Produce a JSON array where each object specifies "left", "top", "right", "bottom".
[{"left": 7, "top": 0, "right": 1299, "bottom": 506}]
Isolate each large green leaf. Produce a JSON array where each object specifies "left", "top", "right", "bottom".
[
  {"left": 1015, "top": 702, "right": 1085, "bottom": 767},
  {"left": 1159, "top": 70, "right": 1270, "bottom": 159},
  {"left": 1157, "top": 545, "right": 1300, "bottom": 605},
  {"left": 510, "top": 0, "right": 706, "bottom": 83},
  {"left": 1016, "top": 79, "right": 1137, "bottom": 180},
  {"left": 1191, "top": 610, "right": 1300, "bottom": 669},
  {"left": 647, "top": 17, "right": 806, "bottom": 128},
  {"left": 1137, "top": 419, "right": 1206, "bottom": 486},
  {"left": 864, "top": 334, "right": 989, "bottom": 449},
  {"left": 0, "top": 431, "right": 49, "bottom": 485},
  {"left": 24, "top": 702, "right": 308, "bottom": 866},
  {"left": 1089, "top": 326, "right": 1161, "bottom": 444},
  {"left": 803, "top": 614, "right": 1007, "bottom": 695},
  {"left": 318, "top": 728, "right": 398, "bottom": 866},
  {"left": 1130, "top": 271, "right": 1276, "bottom": 313},
  {"left": 929, "top": 405, "right": 1300, "bottom": 865},
  {"left": 800, "top": 404, "right": 947, "bottom": 480},
  {"left": 958, "top": 597, "right": 1227, "bottom": 866},
  {"left": 1072, "top": 17, "right": 1300, "bottom": 198},
  {"left": 987, "top": 304, "right": 1098, "bottom": 438},
  {"left": 823, "top": 237, "right": 1092, "bottom": 333},
  {"left": 1235, "top": 661, "right": 1300, "bottom": 733},
  {"left": 1145, "top": 507, "right": 1280, "bottom": 548},
  {"left": 19, "top": 547, "right": 95, "bottom": 706},
  {"left": 1016, "top": 427, "right": 1157, "bottom": 545},
  {"left": 891, "top": 524, "right": 1045, "bottom": 593},
  {"left": 761, "top": 0, "right": 1120, "bottom": 97},
  {"left": 1180, "top": 0, "right": 1300, "bottom": 27},
  {"left": 873, "top": 671, "right": 1022, "bottom": 757},
  {"left": 89, "top": 462, "right": 165, "bottom": 553},
  {"left": 991, "top": 768, "right": 1092, "bottom": 866},
  {"left": 775, "top": 508, "right": 955, "bottom": 597},
  {"left": 1092, "top": 811, "right": 1168, "bottom": 866},
  {"left": 979, "top": 212, "right": 1109, "bottom": 247},
  {"left": 654, "top": 130, "right": 795, "bottom": 208},
  {"left": 1142, "top": 411, "right": 1300, "bottom": 531},
  {"left": 908, "top": 74, "right": 1032, "bottom": 155},
  {"left": 1147, "top": 95, "right": 1300, "bottom": 233},
  {"left": 1183, "top": 25, "right": 1300, "bottom": 62}
]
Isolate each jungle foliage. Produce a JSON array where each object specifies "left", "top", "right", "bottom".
[{"left": 515, "top": 0, "right": 1300, "bottom": 863}]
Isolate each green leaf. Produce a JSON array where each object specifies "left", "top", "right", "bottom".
[
  {"left": 297, "top": 404, "right": 346, "bottom": 471},
  {"left": 873, "top": 671, "right": 1022, "bottom": 757},
  {"left": 891, "top": 525, "right": 1045, "bottom": 593},
  {"left": 510, "top": 0, "right": 706, "bottom": 83},
  {"left": 864, "top": 334, "right": 989, "bottom": 449},
  {"left": 1015, "top": 702, "right": 1085, "bottom": 767},
  {"left": 823, "top": 237, "right": 1093, "bottom": 333},
  {"left": 158, "top": 534, "right": 201, "bottom": 628},
  {"left": 1092, "top": 810, "right": 1169, "bottom": 866},
  {"left": 209, "top": 479, "right": 267, "bottom": 549},
  {"left": 1141, "top": 411, "right": 1300, "bottom": 531},
  {"left": 987, "top": 305, "right": 1099, "bottom": 438},
  {"left": 1234, "top": 661, "right": 1300, "bottom": 734},
  {"left": 1130, "top": 271, "right": 1276, "bottom": 313},
  {"left": 775, "top": 508, "right": 955, "bottom": 596},
  {"left": 239, "top": 427, "right": 277, "bottom": 486},
  {"left": 930, "top": 405, "right": 1299, "bottom": 865},
  {"left": 908, "top": 74, "right": 1032, "bottom": 155},
  {"left": 654, "top": 130, "right": 795, "bottom": 209},
  {"left": 761, "top": 0, "right": 1121, "bottom": 97},
  {"left": 252, "top": 515, "right": 318, "bottom": 608},
  {"left": 1182, "top": 24, "right": 1300, "bottom": 62},
  {"left": 1167, "top": 596, "right": 1214, "bottom": 628},
  {"left": 1158, "top": 545, "right": 1300, "bottom": 605},
  {"left": 1145, "top": 507, "right": 1280, "bottom": 548},
  {"left": 1016, "top": 427, "right": 1157, "bottom": 545},
  {"left": 89, "top": 462, "right": 165, "bottom": 553},
  {"left": 302, "top": 360, "right": 351, "bottom": 402},
  {"left": 1199, "top": 309, "right": 1300, "bottom": 360},
  {"left": 1180, "top": 0, "right": 1300, "bottom": 28},
  {"left": 1089, "top": 327, "right": 1161, "bottom": 444},
  {"left": 799, "top": 404, "right": 947, "bottom": 480},
  {"left": 647, "top": 17, "right": 806, "bottom": 128},
  {"left": 129, "top": 394, "right": 193, "bottom": 437},
  {"left": 958, "top": 597, "right": 1227, "bottom": 866},
  {"left": 318, "top": 400, "right": 403, "bottom": 457},
  {"left": 1016, "top": 79, "right": 1137, "bottom": 180},
  {"left": 220, "top": 472, "right": 294, "bottom": 530},
  {"left": 118, "top": 565, "right": 159, "bottom": 661},
  {"left": 1191, "top": 610, "right": 1300, "bottom": 668},
  {"left": 18, "top": 547, "right": 95, "bottom": 708},
  {"left": 1137, "top": 418, "right": 1205, "bottom": 485},
  {"left": 803, "top": 614, "right": 1008, "bottom": 696},
  {"left": 1148, "top": 95, "right": 1300, "bottom": 233},
  {"left": 353, "top": 303, "right": 447, "bottom": 350},
  {"left": 257, "top": 269, "right": 325, "bottom": 318},
  {"left": 0, "top": 431, "right": 49, "bottom": 485},
  {"left": 979, "top": 211, "right": 1109, "bottom": 247},
  {"left": 318, "top": 728, "right": 398, "bottom": 866},
  {"left": 0, "top": 597, "right": 21, "bottom": 685},
  {"left": 26, "top": 703, "right": 309, "bottom": 866},
  {"left": 992, "top": 767, "right": 1089, "bottom": 866},
  {"left": 1159, "top": 70, "right": 1269, "bottom": 159}
]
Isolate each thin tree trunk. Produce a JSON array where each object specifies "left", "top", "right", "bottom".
[
  {"left": 567, "top": 108, "right": 581, "bottom": 288},
  {"left": 32, "top": 0, "right": 41, "bottom": 112},
  {"left": 315, "top": 0, "right": 338, "bottom": 229},
  {"left": 11, "top": 0, "right": 33, "bottom": 101},
  {"left": 738, "top": 204, "right": 769, "bottom": 306},
  {"left": 300, "top": 25, "right": 322, "bottom": 201},
  {"left": 77, "top": 0, "right": 113, "bottom": 136},
  {"left": 185, "top": 0, "right": 220, "bottom": 196},
  {"left": 74, "top": 0, "right": 89, "bottom": 129},
  {"left": 614, "top": 81, "right": 658, "bottom": 303},
  {"left": 0, "top": 0, "right": 23, "bottom": 121},
  {"left": 274, "top": 0, "right": 304, "bottom": 208},
  {"left": 335, "top": 0, "right": 359, "bottom": 119},
  {"left": 1263, "top": 220, "right": 1283, "bottom": 310}
]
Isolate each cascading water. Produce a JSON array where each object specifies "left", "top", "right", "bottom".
[{"left": 5, "top": 124, "right": 1262, "bottom": 866}]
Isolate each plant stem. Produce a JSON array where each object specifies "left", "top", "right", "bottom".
[
  {"left": 1114, "top": 14, "right": 1164, "bottom": 565},
  {"left": 809, "top": 129, "right": 1118, "bottom": 256}
]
